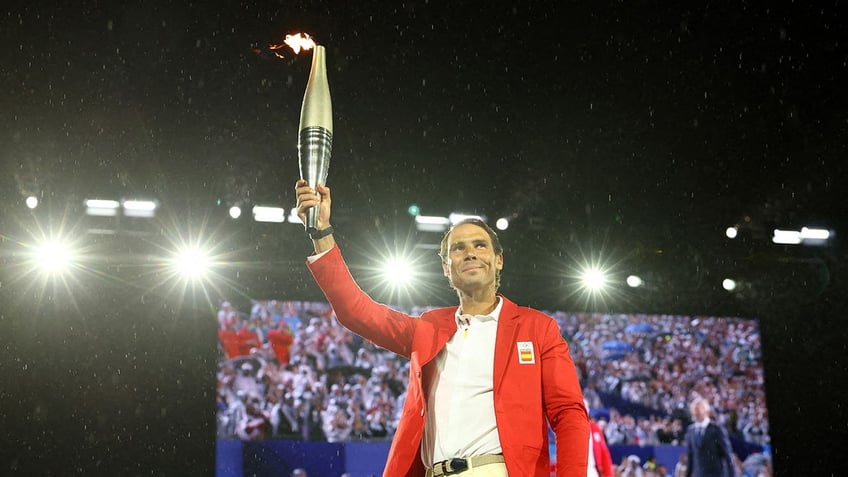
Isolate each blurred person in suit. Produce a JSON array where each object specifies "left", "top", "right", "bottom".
[{"left": 685, "top": 397, "right": 733, "bottom": 477}]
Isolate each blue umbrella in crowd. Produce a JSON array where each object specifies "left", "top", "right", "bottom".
[
  {"left": 625, "top": 322, "right": 655, "bottom": 334},
  {"left": 602, "top": 339, "right": 636, "bottom": 353},
  {"left": 602, "top": 351, "right": 630, "bottom": 362}
]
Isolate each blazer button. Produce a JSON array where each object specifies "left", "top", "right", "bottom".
[
  {"left": 420, "top": 409, "right": 424, "bottom": 417},
  {"left": 416, "top": 371, "right": 421, "bottom": 378}
]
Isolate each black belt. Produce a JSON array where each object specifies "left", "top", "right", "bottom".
[{"left": 427, "top": 454, "right": 505, "bottom": 477}]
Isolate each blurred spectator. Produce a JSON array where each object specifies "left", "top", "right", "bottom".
[
  {"left": 619, "top": 455, "right": 644, "bottom": 477},
  {"left": 674, "top": 453, "right": 688, "bottom": 477},
  {"left": 586, "top": 399, "right": 614, "bottom": 477},
  {"left": 741, "top": 451, "right": 772, "bottom": 477},
  {"left": 218, "top": 301, "right": 238, "bottom": 329},
  {"left": 741, "top": 413, "right": 768, "bottom": 446},
  {"left": 322, "top": 399, "right": 353, "bottom": 442},
  {"left": 267, "top": 320, "right": 294, "bottom": 366},
  {"left": 642, "top": 456, "right": 658, "bottom": 473}
]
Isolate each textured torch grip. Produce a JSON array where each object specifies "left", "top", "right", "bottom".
[{"left": 298, "top": 126, "right": 333, "bottom": 232}]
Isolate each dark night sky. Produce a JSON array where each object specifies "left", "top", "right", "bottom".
[{"left": 1, "top": 1, "right": 847, "bottom": 475}]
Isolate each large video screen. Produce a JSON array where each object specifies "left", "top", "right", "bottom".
[{"left": 216, "top": 299, "right": 771, "bottom": 475}]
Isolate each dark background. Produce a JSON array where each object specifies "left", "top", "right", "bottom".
[{"left": 1, "top": 1, "right": 846, "bottom": 475}]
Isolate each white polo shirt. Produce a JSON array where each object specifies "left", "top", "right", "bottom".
[{"left": 423, "top": 297, "right": 504, "bottom": 465}]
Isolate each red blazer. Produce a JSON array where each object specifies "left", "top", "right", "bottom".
[
  {"left": 589, "top": 420, "right": 614, "bottom": 477},
  {"left": 218, "top": 329, "right": 241, "bottom": 359},
  {"left": 308, "top": 247, "right": 589, "bottom": 477},
  {"left": 267, "top": 329, "right": 293, "bottom": 365}
]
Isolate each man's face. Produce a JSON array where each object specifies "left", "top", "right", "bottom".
[
  {"left": 442, "top": 223, "right": 503, "bottom": 293},
  {"left": 692, "top": 400, "right": 709, "bottom": 421}
]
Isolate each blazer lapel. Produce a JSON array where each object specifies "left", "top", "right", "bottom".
[
  {"left": 493, "top": 295, "right": 520, "bottom": 392},
  {"left": 421, "top": 308, "right": 460, "bottom": 365},
  {"left": 692, "top": 424, "right": 707, "bottom": 448}
]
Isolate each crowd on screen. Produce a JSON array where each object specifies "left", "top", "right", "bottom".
[
  {"left": 564, "top": 312, "right": 770, "bottom": 448},
  {"left": 216, "top": 300, "right": 770, "bottom": 451}
]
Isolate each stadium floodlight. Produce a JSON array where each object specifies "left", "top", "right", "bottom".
[
  {"left": 288, "top": 207, "right": 302, "bottom": 224},
  {"left": 722, "top": 278, "right": 737, "bottom": 291},
  {"left": 33, "top": 239, "right": 75, "bottom": 274},
  {"left": 25, "top": 196, "right": 39, "bottom": 209},
  {"left": 449, "top": 213, "right": 486, "bottom": 225},
  {"left": 800, "top": 227, "right": 830, "bottom": 240},
  {"left": 85, "top": 199, "right": 121, "bottom": 217},
  {"left": 772, "top": 227, "right": 832, "bottom": 246},
  {"left": 495, "top": 218, "right": 510, "bottom": 231},
  {"left": 725, "top": 226, "right": 738, "bottom": 239},
  {"left": 253, "top": 206, "right": 286, "bottom": 223},
  {"left": 566, "top": 253, "right": 623, "bottom": 308},
  {"left": 380, "top": 256, "right": 415, "bottom": 287},
  {"left": 772, "top": 229, "right": 802, "bottom": 245},
  {"left": 172, "top": 247, "right": 211, "bottom": 279},
  {"left": 580, "top": 267, "right": 607, "bottom": 292},
  {"left": 415, "top": 215, "right": 451, "bottom": 233},
  {"left": 626, "top": 275, "right": 643, "bottom": 288},
  {"left": 228, "top": 206, "right": 242, "bottom": 219},
  {"left": 122, "top": 199, "right": 157, "bottom": 218}
]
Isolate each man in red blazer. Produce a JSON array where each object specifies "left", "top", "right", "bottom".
[
  {"left": 296, "top": 180, "right": 589, "bottom": 477},
  {"left": 585, "top": 400, "right": 614, "bottom": 477}
]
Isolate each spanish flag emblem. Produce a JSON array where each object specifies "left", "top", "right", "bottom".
[{"left": 517, "top": 341, "right": 536, "bottom": 364}]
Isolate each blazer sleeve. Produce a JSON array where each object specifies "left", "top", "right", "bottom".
[
  {"left": 306, "top": 246, "right": 417, "bottom": 358},
  {"left": 718, "top": 425, "right": 734, "bottom": 477},
  {"left": 596, "top": 428, "right": 615, "bottom": 477},
  {"left": 540, "top": 315, "right": 589, "bottom": 477}
]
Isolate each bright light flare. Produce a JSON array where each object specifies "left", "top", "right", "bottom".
[
  {"left": 33, "top": 239, "right": 75, "bottom": 274},
  {"left": 722, "top": 278, "right": 737, "bottom": 291},
  {"left": 172, "top": 247, "right": 211, "bottom": 279},
  {"left": 150, "top": 217, "right": 243, "bottom": 309},
  {"left": 495, "top": 218, "right": 510, "bottom": 231},
  {"left": 380, "top": 257, "right": 415, "bottom": 287},
  {"left": 358, "top": 231, "right": 441, "bottom": 305},
  {"left": 581, "top": 267, "right": 608, "bottom": 292},
  {"left": 561, "top": 246, "right": 632, "bottom": 310},
  {"left": 269, "top": 33, "right": 316, "bottom": 58},
  {"left": 25, "top": 196, "right": 39, "bottom": 209},
  {"left": 626, "top": 275, "right": 643, "bottom": 288}
]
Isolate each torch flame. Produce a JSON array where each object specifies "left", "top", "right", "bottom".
[{"left": 269, "top": 33, "right": 316, "bottom": 58}]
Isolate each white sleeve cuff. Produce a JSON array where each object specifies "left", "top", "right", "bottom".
[{"left": 307, "top": 246, "right": 334, "bottom": 263}]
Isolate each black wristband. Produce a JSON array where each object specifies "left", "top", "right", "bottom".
[{"left": 308, "top": 225, "right": 334, "bottom": 240}]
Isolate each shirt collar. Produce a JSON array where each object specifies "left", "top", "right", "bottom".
[{"left": 455, "top": 296, "right": 503, "bottom": 328}]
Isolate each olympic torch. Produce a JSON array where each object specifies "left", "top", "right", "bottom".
[{"left": 297, "top": 44, "right": 333, "bottom": 233}]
